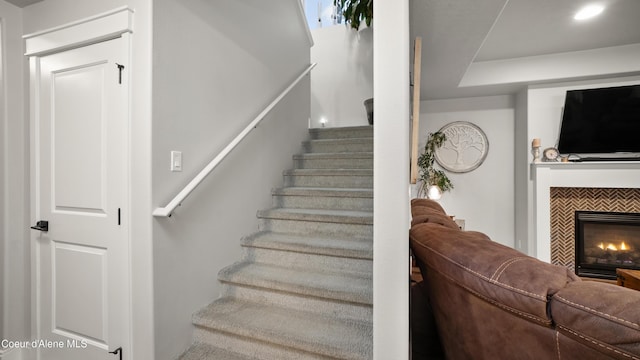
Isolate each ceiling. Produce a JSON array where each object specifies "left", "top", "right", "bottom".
[
  {"left": 411, "top": 0, "right": 640, "bottom": 100},
  {"left": 10, "top": 0, "right": 640, "bottom": 101}
]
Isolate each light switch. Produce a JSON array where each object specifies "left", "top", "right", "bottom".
[{"left": 171, "top": 151, "right": 182, "bottom": 172}]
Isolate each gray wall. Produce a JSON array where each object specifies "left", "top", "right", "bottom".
[
  {"left": 151, "top": 0, "right": 312, "bottom": 358},
  {"left": 0, "top": 0, "right": 26, "bottom": 346},
  {"left": 416, "top": 96, "right": 516, "bottom": 247},
  {"left": 310, "top": 25, "right": 373, "bottom": 128}
]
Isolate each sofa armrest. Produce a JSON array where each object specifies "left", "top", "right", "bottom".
[{"left": 551, "top": 281, "right": 640, "bottom": 358}]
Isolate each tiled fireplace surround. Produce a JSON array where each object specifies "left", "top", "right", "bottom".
[
  {"left": 549, "top": 187, "right": 640, "bottom": 271},
  {"left": 532, "top": 162, "right": 640, "bottom": 269}
]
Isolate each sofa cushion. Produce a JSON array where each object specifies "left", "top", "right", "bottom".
[
  {"left": 551, "top": 281, "right": 640, "bottom": 358},
  {"left": 410, "top": 222, "right": 578, "bottom": 326}
]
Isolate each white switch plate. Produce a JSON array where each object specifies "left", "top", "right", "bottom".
[{"left": 171, "top": 151, "right": 182, "bottom": 172}]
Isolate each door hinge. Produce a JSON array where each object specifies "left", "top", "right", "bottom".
[
  {"left": 118, "top": 208, "right": 121, "bottom": 226},
  {"left": 116, "top": 63, "right": 125, "bottom": 84}
]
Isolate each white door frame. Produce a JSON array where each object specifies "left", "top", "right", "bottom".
[{"left": 26, "top": 7, "right": 134, "bottom": 360}]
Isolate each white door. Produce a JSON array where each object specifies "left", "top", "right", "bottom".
[{"left": 32, "top": 37, "right": 129, "bottom": 360}]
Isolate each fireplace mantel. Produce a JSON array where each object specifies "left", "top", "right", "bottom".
[{"left": 532, "top": 161, "right": 640, "bottom": 262}]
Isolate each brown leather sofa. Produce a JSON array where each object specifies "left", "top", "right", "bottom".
[{"left": 410, "top": 199, "right": 640, "bottom": 360}]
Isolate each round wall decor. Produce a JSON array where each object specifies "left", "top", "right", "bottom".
[{"left": 434, "top": 121, "right": 489, "bottom": 173}]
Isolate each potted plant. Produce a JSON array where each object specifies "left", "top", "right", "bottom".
[
  {"left": 333, "top": 0, "right": 373, "bottom": 30},
  {"left": 363, "top": 98, "right": 373, "bottom": 125},
  {"left": 417, "top": 131, "right": 453, "bottom": 199}
]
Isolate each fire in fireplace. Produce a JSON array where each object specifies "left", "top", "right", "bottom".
[{"left": 575, "top": 211, "right": 640, "bottom": 280}]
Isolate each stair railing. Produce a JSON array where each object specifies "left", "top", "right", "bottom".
[{"left": 153, "top": 63, "right": 317, "bottom": 218}]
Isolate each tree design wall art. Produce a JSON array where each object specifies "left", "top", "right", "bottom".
[{"left": 434, "top": 122, "right": 489, "bottom": 173}]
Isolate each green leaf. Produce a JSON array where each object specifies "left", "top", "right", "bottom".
[
  {"left": 417, "top": 131, "right": 454, "bottom": 194},
  {"left": 335, "top": 0, "right": 373, "bottom": 30}
]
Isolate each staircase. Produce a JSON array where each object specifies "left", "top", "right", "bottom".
[{"left": 179, "top": 126, "right": 374, "bottom": 360}]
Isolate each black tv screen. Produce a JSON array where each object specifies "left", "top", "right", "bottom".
[{"left": 558, "top": 84, "right": 640, "bottom": 156}]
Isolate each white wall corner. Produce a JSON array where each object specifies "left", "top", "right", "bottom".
[
  {"left": 514, "top": 88, "right": 529, "bottom": 254},
  {"left": 1, "top": 0, "right": 27, "bottom": 350},
  {"left": 373, "top": 0, "right": 410, "bottom": 359},
  {"left": 292, "top": 0, "right": 314, "bottom": 47}
]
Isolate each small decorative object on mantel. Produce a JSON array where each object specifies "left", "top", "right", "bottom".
[
  {"left": 434, "top": 122, "right": 489, "bottom": 173},
  {"left": 417, "top": 131, "right": 453, "bottom": 199},
  {"left": 532, "top": 138, "right": 541, "bottom": 163},
  {"left": 542, "top": 147, "right": 560, "bottom": 162}
]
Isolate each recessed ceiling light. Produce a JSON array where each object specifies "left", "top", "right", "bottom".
[{"left": 574, "top": 4, "right": 605, "bottom": 20}]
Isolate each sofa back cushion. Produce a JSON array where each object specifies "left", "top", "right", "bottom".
[
  {"left": 410, "top": 198, "right": 460, "bottom": 230},
  {"left": 410, "top": 222, "right": 579, "bottom": 325},
  {"left": 411, "top": 198, "right": 446, "bottom": 216},
  {"left": 411, "top": 212, "right": 460, "bottom": 230}
]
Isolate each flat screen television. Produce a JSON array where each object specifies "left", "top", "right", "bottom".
[{"left": 558, "top": 84, "right": 640, "bottom": 160}]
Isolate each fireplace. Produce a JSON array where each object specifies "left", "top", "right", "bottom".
[{"left": 575, "top": 211, "right": 640, "bottom": 279}]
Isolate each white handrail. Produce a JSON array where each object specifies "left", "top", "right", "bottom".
[{"left": 153, "top": 63, "right": 317, "bottom": 217}]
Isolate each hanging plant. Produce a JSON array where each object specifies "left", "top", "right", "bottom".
[
  {"left": 333, "top": 0, "right": 373, "bottom": 30},
  {"left": 417, "top": 132, "right": 453, "bottom": 197}
]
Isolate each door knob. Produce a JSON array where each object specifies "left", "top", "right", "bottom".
[{"left": 30, "top": 220, "right": 49, "bottom": 232}]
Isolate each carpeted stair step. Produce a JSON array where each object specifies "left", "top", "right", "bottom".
[
  {"left": 193, "top": 298, "right": 373, "bottom": 360},
  {"left": 257, "top": 208, "right": 373, "bottom": 238},
  {"left": 271, "top": 187, "right": 373, "bottom": 211},
  {"left": 241, "top": 231, "right": 372, "bottom": 259},
  {"left": 178, "top": 342, "right": 259, "bottom": 360},
  {"left": 241, "top": 244, "right": 371, "bottom": 276},
  {"left": 293, "top": 152, "right": 373, "bottom": 169},
  {"left": 309, "top": 125, "right": 373, "bottom": 140},
  {"left": 218, "top": 262, "right": 372, "bottom": 305},
  {"left": 218, "top": 281, "right": 372, "bottom": 323},
  {"left": 302, "top": 137, "right": 373, "bottom": 154},
  {"left": 192, "top": 328, "right": 336, "bottom": 360},
  {"left": 283, "top": 169, "right": 373, "bottom": 188}
]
